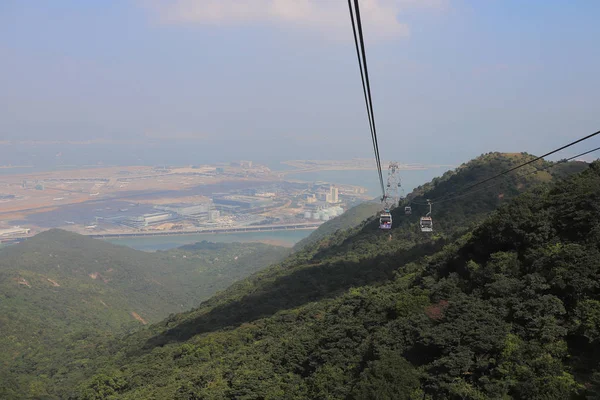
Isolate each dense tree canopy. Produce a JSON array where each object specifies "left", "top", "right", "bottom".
[{"left": 0, "top": 232, "right": 288, "bottom": 399}]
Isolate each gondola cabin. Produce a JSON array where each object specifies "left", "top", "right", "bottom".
[
  {"left": 404, "top": 206, "right": 412, "bottom": 215},
  {"left": 420, "top": 216, "right": 433, "bottom": 232},
  {"left": 379, "top": 211, "right": 392, "bottom": 230}
]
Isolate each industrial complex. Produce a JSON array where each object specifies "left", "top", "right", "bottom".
[{"left": 0, "top": 160, "right": 373, "bottom": 241}]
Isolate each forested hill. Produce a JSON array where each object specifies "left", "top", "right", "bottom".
[
  {"left": 43, "top": 153, "right": 594, "bottom": 399},
  {"left": 400, "top": 152, "right": 588, "bottom": 234},
  {"left": 0, "top": 231, "right": 288, "bottom": 399}
]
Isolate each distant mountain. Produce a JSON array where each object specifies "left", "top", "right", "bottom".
[{"left": 0, "top": 231, "right": 288, "bottom": 399}]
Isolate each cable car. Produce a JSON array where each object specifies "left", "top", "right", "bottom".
[
  {"left": 420, "top": 216, "right": 433, "bottom": 232},
  {"left": 420, "top": 199, "right": 433, "bottom": 232},
  {"left": 404, "top": 206, "right": 412, "bottom": 215},
  {"left": 379, "top": 210, "right": 392, "bottom": 230}
]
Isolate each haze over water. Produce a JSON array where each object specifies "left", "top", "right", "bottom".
[{"left": 0, "top": 142, "right": 450, "bottom": 197}]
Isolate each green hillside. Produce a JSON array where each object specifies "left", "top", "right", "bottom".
[
  {"left": 0, "top": 232, "right": 288, "bottom": 399},
  {"left": 1, "top": 153, "right": 592, "bottom": 399},
  {"left": 42, "top": 153, "right": 588, "bottom": 399},
  {"left": 401, "top": 152, "right": 587, "bottom": 233}
]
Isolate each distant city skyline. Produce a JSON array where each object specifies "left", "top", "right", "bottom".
[{"left": 2, "top": 1, "right": 599, "bottom": 166}]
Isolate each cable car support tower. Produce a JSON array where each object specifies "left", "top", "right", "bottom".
[{"left": 383, "top": 162, "right": 402, "bottom": 210}]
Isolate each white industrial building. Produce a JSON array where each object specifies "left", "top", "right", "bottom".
[
  {"left": 119, "top": 212, "right": 174, "bottom": 228},
  {"left": 305, "top": 206, "right": 344, "bottom": 221},
  {"left": 0, "top": 226, "right": 31, "bottom": 238}
]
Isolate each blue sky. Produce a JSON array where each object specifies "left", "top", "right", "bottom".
[{"left": 1, "top": 0, "right": 599, "bottom": 165}]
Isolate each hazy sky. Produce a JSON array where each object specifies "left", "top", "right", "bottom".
[{"left": 1, "top": 0, "right": 599, "bottom": 164}]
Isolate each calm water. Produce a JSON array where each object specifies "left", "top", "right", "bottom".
[
  {"left": 286, "top": 167, "right": 451, "bottom": 197},
  {"left": 105, "top": 229, "right": 313, "bottom": 251}
]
